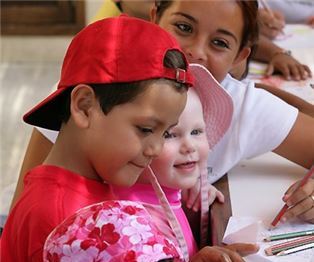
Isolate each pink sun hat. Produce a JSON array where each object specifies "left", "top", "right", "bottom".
[
  {"left": 43, "top": 200, "right": 183, "bottom": 262},
  {"left": 189, "top": 64, "right": 233, "bottom": 149}
]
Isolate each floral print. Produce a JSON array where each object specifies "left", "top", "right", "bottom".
[{"left": 44, "top": 200, "right": 183, "bottom": 262}]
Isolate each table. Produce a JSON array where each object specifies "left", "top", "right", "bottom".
[{"left": 210, "top": 175, "right": 232, "bottom": 246}]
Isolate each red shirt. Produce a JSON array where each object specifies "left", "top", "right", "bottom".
[{"left": 1, "top": 165, "right": 114, "bottom": 262}]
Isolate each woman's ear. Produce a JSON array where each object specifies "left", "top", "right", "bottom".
[
  {"left": 150, "top": 5, "right": 157, "bottom": 23},
  {"left": 232, "top": 46, "right": 251, "bottom": 68},
  {"left": 70, "top": 84, "right": 96, "bottom": 129}
]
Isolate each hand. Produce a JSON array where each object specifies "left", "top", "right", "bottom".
[
  {"left": 258, "top": 9, "right": 285, "bottom": 39},
  {"left": 190, "top": 243, "right": 259, "bottom": 262},
  {"left": 266, "top": 52, "right": 312, "bottom": 81},
  {"left": 182, "top": 181, "right": 224, "bottom": 212},
  {"left": 306, "top": 16, "right": 314, "bottom": 27},
  {"left": 281, "top": 178, "right": 314, "bottom": 224}
]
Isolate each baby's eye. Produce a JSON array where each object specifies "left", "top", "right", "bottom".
[
  {"left": 191, "top": 129, "right": 203, "bottom": 136},
  {"left": 212, "top": 39, "right": 230, "bottom": 49},
  {"left": 164, "top": 131, "right": 176, "bottom": 139},
  {"left": 175, "top": 22, "right": 193, "bottom": 34}
]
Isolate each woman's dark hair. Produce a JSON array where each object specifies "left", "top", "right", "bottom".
[
  {"left": 60, "top": 49, "right": 188, "bottom": 123},
  {"left": 237, "top": 0, "right": 259, "bottom": 50},
  {"left": 155, "top": 0, "right": 259, "bottom": 51}
]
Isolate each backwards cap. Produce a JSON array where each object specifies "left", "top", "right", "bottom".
[{"left": 23, "top": 15, "right": 194, "bottom": 131}]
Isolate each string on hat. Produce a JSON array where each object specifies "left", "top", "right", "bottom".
[
  {"left": 199, "top": 167, "right": 211, "bottom": 248},
  {"left": 147, "top": 166, "right": 189, "bottom": 262}
]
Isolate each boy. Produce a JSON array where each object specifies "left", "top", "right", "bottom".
[
  {"left": 2, "top": 15, "right": 258, "bottom": 262},
  {"left": 0, "top": 15, "right": 192, "bottom": 261}
]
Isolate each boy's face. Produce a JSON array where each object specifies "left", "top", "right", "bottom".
[
  {"left": 153, "top": 0, "right": 250, "bottom": 83},
  {"left": 83, "top": 81, "right": 187, "bottom": 187},
  {"left": 148, "top": 89, "right": 209, "bottom": 190}
]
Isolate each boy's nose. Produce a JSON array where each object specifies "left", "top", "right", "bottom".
[{"left": 143, "top": 139, "right": 164, "bottom": 159}]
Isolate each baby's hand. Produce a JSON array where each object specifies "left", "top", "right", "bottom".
[
  {"left": 281, "top": 178, "right": 314, "bottom": 224},
  {"left": 182, "top": 181, "right": 224, "bottom": 212},
  {"left": 266, "top": 52, "right": 312, "bottom": 81}
]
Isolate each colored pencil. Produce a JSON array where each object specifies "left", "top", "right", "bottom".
[
  {"left": 264, "top": 229, "right": 314, "bottom": 242},
  {"left": 276, "top": 242, "right": 314, "bottom": 256},
  {"left": 265, "top": 236, "right": 314, "bottom": 256},
  {"left": 269, "top": 165, "right": 314, "bottom": 229}
]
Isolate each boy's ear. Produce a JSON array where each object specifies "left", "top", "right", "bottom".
[
  {"left": 70, "top": 84, "right": 96, "bottom": 129},
  {"left": 232, "top": 46, "right": 251, "bottom": 68}
]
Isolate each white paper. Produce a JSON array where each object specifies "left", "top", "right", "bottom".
[{"left": 223, "top": 217, "right": 314, "bottom": 262}]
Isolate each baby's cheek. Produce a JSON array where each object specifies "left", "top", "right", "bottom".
[{"left": 198, "top": 139, "right": 210, "bottom": 161}]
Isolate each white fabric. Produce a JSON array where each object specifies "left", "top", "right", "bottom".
[
  {"left": 36, "top": 127, "right": 58, "bottom": 143},
  {"left": 36, "top": 74, "right": 298, "bottom": 184},
  {"left": 207, "top": 74, "right": 298, "bottom": 184},
  {"left": 264, "top": 0, "right": 314, "bottom": 24}
]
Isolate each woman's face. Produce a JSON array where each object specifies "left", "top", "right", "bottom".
[{"left": 152, "top": 0, "right": 250, "bottom": 82}]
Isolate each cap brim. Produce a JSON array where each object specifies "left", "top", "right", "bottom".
[
  {"left": 23, "top": 86, "right": 69, "bottom": 131},
  {"left": 189, "top": 64, "right": 233, "bottom": 149}
]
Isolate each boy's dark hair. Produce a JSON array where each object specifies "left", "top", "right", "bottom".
[
  {"left": 155, "top": 0, "right": 259, "bottom": 51},
  {"left": 60, "top": 49, "right": 189, "bottom": 123}
]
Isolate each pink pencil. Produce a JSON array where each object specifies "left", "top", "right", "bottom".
[{"left": 269, "top": 165, "right": 314, "bottom": 229}]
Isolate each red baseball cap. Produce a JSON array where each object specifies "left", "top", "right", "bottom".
[{"left": 23, "top": 15, "right": 194, "bottom": 131}]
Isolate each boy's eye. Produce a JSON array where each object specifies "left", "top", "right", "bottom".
[
  {"left": 137, "top": 126, "right": 153, "bottom": 134},
  {"left": 175, "top": 22, "right": 193, "bottom": 34},
  {"left": 212, "top": 39, "right": 230, "bottom": 49}
]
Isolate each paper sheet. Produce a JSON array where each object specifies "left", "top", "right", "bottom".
[
  {"left": 247, "top": 67, "right": 314, "bottom": 104},
  {"left": 247, "top": 24, "right": 314, "bottom": 104},
  {"left": 223, "top": 217, "right": 314, "bottom": 262}
]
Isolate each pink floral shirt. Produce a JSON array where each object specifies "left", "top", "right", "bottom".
[{"left": 44, "top": 200, "right": 183, "bottom": 262}]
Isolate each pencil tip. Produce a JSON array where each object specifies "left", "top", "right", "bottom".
[
  {"left": 268, "top": 225, "right": 275, "bottom": 231},
  {"left": 263, "top": 236, "right": 270, "bottom": 242},
  {"left": 264, "top": 247, "right": 273, "bottom": 256}
]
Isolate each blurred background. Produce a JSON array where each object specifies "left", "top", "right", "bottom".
[{"left": 0, "top": 0, "right": 104, "bottom": 221}]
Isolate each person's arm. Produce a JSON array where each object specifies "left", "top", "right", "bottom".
[
  {"left": 190, "top": 243, "right": 259, "bottom": 262},
  {"left": 10, "top": 128, "right": 53, "bottom": 211},
  {"left": 273, "top": 112, "right": 314, "bottom": 169},
  {"left": 258, "top": 8, "right": 285, "bottom": 40},
  {"left": 255, "top": 83, "right": 314, "bottom": 118},
  {"left": 307, "top": 16, "right": 314, "bottom": 27},
  {"left": 253, "top": 35, "right": 312, "bottom": 81}
]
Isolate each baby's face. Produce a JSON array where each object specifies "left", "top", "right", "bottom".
[{"left": 149, "top": 89, "right": 209, "bottom": 190}]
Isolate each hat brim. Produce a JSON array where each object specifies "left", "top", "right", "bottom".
[
  {"left": 189, "top": 64, "right": 233, "bottom": 149},
  {"left": 23, "top": 86, "right": 69, "bottom": 131}
]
